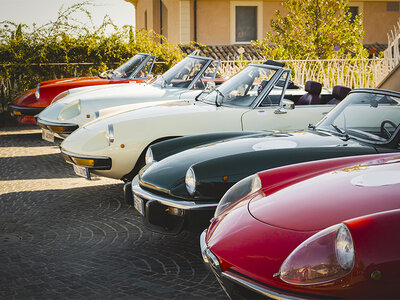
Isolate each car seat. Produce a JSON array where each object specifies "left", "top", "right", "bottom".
[{"left": 297, "top": 81, "right": 322, "bottom": 105}]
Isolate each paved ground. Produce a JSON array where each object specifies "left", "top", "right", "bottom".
[{"left": 0, "top": 125, "right": 227, "bottom": 299}]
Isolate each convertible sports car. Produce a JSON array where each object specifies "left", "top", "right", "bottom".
[
  {"left": 201, "top": 153, "right": 400, "bottom": 299},
  {"left": 127, "top": 88, "right": 400, "bottom": 234},
  {"left": 60, "top": 61, "right": 336, "bottom": 182},
  {"left": 8, "top": 53, "right": 156, "bottom": 124},
  {"left": 37, "top": 53, "right": 224, "bottom": 141}
]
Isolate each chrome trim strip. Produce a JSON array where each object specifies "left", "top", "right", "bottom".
[
  {"left": 132, "top": 184, "right": 218, "bottom": 210},
  {"left": 222, "top": 271, "right": 304, "bottom": 300},
  {"left": 36, "top": 118, "right": 77, "bottom": 128},
  {"left": 200, "top": 230, "right": 209, "bottom": 263}
]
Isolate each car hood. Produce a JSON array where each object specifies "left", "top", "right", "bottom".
[
  {"left": 53, "top": 83, "right": 163, "bottom": 106},
  {"left": 40, "top": 76, "right": 100, "bottom": 86},
  {"left": 82, "top": 100, "right": 236, "bottom": 129},
  {"left": 141, "top": 130, "right": 375, "bottom": 199},
  {"left": 249, "top": 156, "right": 400, "bottom": 231}
]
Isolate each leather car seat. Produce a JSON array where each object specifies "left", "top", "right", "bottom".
[
  {"left": 297, "top": 81, "right": 322, "bottom": 105},
  {"left": 327, "top": 85, "right": 351, "bottom": 104}
]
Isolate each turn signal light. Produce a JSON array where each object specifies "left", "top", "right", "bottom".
[
  {"left": 48, "top": 126, "right": 67, "bottom": 133},
  {"left": 166, "top": 207, "right": 184, "bottom": 216},
  {"left": 73, "top": 158, "right": 95, "bottom": 167}
]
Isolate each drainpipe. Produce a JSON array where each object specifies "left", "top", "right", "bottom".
[
  {"left": 160, "top": 0, "right": 163, "bottom": 43},
  {"left": 194, "top": 0, "right": 197, "bottom": 42}
]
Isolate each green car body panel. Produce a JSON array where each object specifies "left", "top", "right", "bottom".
[{"left": 141, "top": 129, "right": 392, "bottom": 202}]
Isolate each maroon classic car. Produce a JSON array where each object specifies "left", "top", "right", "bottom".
[
  {"left": 201, "top": 153, "right": 400, "bottom": 299},
  {"left": 8, "top": 53, "right": 155, "bottom": 123}
]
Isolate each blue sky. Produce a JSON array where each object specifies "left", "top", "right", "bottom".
[{"left": 0, "top": 0, "right": 135, "bottom": 30}]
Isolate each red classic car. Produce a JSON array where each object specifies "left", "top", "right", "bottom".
[
  {"left": 201, "top": 152, "right": 400, "bottom": 299},
  {"left": 8, "top": 53, "right": 156, "bottom": 124}
]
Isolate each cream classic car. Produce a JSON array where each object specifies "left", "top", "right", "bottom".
[
  {"left": 37, "top": 53, "right": 223, "bottom": 141},
  {"left": 61, "top": 61, "right": 338, "bottom": 181}
]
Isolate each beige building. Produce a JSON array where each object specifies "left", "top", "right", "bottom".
[{"left": 126, "top": 0, "right": 399, "bottom": 45}]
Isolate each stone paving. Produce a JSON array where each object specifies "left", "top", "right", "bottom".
[{"left": 0, "top": 125, "right": 227, "bottom": 299}]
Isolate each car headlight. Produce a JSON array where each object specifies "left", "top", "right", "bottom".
[
  {"left": 105, "top": 124, "right": 115, "bottom": 145},
  {"left": 35, "top": 83, "right": 40, "bottom": 99},
  {"left": 51, "top": 90, "right": 69, "bottom": 104},
  {"left": 58, "top": 100, "right": 81, "bottom": 120},
  {"left": 185, "top": 167, "right": 196, "bottom": 196},
  {"left": 279, "top": 223, "right": 355, "bottom": 285},
  {"left": 145, "top": 147, "right": 154, "bottom": 164},
  {"left": 214, "top": 174, "right": 262, "bottom": 217}
]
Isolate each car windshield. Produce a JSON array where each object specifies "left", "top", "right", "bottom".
[
  {"left": 110, "top": 54, "right": 148, "bottom": 79},
  {"left": 317, "top": 91, "right": 400, "bottom": 143},
  {"left": 201, "top": 65, "right": 278, "bottom": 107},
  {"left": 153, "top": 56, "right": 210, "bottom": 89}
]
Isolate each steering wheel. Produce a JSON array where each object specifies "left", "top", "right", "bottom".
[{"left": 380, "top": 120, "right": 397, "bottom": 139}]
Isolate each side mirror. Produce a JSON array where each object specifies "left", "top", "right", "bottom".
[
  {"left": 274, "top": 99, "right": 295, "bottom": 114},
  {"left": 282, "top": 99, "right": 295, "bottom": 110},
  {"left": 205, "top": 81, "right": 215, "bottom": 92}
]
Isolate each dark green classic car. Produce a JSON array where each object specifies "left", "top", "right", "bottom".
[{"left": 124, "top": 88, "right": 400, "bottom": 234}]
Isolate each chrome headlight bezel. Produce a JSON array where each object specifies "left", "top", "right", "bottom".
[
  {"left": 35, "top": 83, "right": 40, "bottom": 99},
  {"left": 185, "top": 167, "right": 196, "bottom": 196}
]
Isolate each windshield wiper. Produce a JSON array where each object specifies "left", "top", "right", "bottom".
[{"left": 331, "top": 124, "right": 350, "bottom": 140}]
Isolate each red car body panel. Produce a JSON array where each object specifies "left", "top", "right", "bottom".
[{"left": 206, "top": 153, "right": 400, "bottom": 298}]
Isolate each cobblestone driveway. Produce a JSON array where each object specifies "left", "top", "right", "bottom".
[{"left": 0, "top": 126, "right": 227, "bottom": 299}]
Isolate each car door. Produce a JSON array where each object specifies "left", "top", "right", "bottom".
[{"left": 241, "top": 71, "right": 333, "bottom": 131}]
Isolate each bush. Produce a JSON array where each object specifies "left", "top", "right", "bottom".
[{"left": 0, "top": 2, "right": 183, "bottom": 112}]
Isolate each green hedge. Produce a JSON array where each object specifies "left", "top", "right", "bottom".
[{"left": 0, "top": 2, "right": 183, "bottom": 111}]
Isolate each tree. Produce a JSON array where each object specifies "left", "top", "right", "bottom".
[{"left": 254, "top": 0, "right": 366, "bottom": 59}]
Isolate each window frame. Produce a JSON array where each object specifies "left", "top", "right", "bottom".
[{"left": 230, "top": 1, "right": 263, "bottom": 44}]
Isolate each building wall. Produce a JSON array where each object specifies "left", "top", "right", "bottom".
[
  {"left": 133, "top": 0, "right": 399, "bottom": 45},
  {"left": 197, "top": 0, "right": 231, "bottom": 44},
  {"left": 363, "top": 1, "right": 400, "bottom": 44}
]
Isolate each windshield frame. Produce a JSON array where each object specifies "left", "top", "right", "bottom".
[
  {"left": 315, "top": 88, "right": 400, "bottom": 146},
  {"left": 109, "top": 53, "right": 154, "bottom": 80},
  {"left": 152, "top": 55, "right": 214, "bottom": 90},
  {"left": 128, "top": 53, "right": 156, "bottom": 79},
  {"left": 199, "top": 63, "right": 287, "bottom": 108}
]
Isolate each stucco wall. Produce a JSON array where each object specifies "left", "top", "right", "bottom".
[
  {"left": 197, "top": 0, "right": 231, "bottom": 44},
  {"left": 363, "top": 2, "right": 400, "bottom": 44},
  {"left": 134, "top": 0, "right": 399, "bottom": 45},
  {"left": 162, "top": 0, "right": 181, "bottom": 42}
]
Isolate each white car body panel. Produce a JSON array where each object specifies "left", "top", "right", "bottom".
[
  {"left": 38, "top": 83, "right": 202, "bottom": 129},
  {"left": 61, "top": 100, "right": 333, "bottom": 179}
]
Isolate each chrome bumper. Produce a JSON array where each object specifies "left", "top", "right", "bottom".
[
  {"left": 8, "top": 104, "right": 44, "bottom": 116},
  {"left": 132, "top": 184, "right": 218, "bottom": 210},
  {"left": 200, "top": 230, "right": 305, "bottom": 300},
  {"left": 37, "top": 117, "right": 79, "bottom": 134},
  {"left": 61, "top": 149, "right": 112, "bottom": 170}
]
